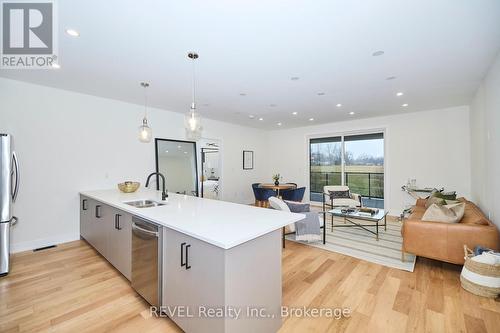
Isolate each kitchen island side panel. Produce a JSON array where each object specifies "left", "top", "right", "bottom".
[{"left": 224, "top": 229, "right": 282, "bottom": 333}]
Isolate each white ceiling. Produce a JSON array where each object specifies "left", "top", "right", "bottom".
[{"left": 2, "top": 0, "right": 500, "bottom": 129}]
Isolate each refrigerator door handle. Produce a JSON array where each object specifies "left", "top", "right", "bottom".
[{"left": 12, "top": 152, "right": 19, "bottom": 202}]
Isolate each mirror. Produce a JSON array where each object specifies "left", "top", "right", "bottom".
[{"left": 155, "top": 139, "right": 198, "bottom": 196}]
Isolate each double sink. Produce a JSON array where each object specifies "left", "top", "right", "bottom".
[{"left": 124, "top": 199, "right": 165, "bottom": 208}]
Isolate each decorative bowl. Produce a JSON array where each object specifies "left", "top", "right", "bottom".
[{"left": 118, "top": 181, "right": 140, "bottom": 193}]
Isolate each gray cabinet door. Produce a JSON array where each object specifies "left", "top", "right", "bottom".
[
  {"left": 92, "top": 202, "right": 109, "bottom": 258},
  {"left": 107, "top": 211, "right": 132, "bottom": 280},
  {"left": 163, "top": 228, "right": 225, "bottom": 333},
  {"left": 80, "top": 196, "right": 92, "bottom": 241},
  {"left": 84, "top": 198, "right": 99, "bottom": 250}
]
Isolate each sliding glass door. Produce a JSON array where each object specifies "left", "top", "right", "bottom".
[
  {"left": 310, "top": 137, "right": 342, "bottom": 202},
  {"left": 309, "top": 132, "right": 384, "bottom": 208}
]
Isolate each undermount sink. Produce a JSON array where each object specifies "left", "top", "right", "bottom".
[{"left": 124, "top": 200, "right": 165, "bottom": 208}]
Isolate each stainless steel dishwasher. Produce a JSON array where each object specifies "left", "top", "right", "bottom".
[{"left": 131, "top": 216, "right": 162, "bottom": 307}]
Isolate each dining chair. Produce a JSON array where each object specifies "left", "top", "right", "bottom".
[
  {"left": 281, "top": 187, "right": 306, "bottom": 202},
  {"left": 253, "top": 187, "right": 276, "bottom": 207},
  {"left": 286, "top": 182, "right": 298, "bottom": 187}
]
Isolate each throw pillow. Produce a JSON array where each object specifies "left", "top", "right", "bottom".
[
  {"left": 422, "top": 202, "right": 465, "bottom": 223},
  {"left": 445, "top": 199, "right": 460, "bottom": 205},
  {"left": 425, "top": 196, "right": 447, "bottom": 209},
  {"left": 329, "top": 190, "right": 351, "bottom": 200},
  {"left": 431, "top": 191, "right": 457, "bottom": 201},
  {"left": 284, "top": 201, "right": 310, "bottom": 213}
]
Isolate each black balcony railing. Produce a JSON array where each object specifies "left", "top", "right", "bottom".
[{"left": 310, "top": 171, "right": 384, "bottom": 199}]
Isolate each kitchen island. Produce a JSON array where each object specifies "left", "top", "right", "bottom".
[{"left": 79, "top": 189, "right": 304, "bottom": 333}]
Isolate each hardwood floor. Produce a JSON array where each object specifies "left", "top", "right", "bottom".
[{"left": 1, "top": 240, "right": 499, "bottom": 333}]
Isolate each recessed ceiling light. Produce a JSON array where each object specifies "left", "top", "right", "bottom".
[
  {"left": 258, "top": 117, "right": 264, "bottom": 121},
  {"left": 349, "top": 111, "right": 355, "bottom": 115},
  {"left": 269, "top": 104, "right": 277, "bottom": 107},
  {"left": 239, "top": 93, "right": 246, "bottom": 96},
  {"left": 290, "top": 77, "right": 300, "bottom": 81},
  {"left": 336, "top": 103, "right": 342, "bottom": 107},
  {"left": 65, "top": 29, "right": 80, "bottom": 37},
  {"left": 177, "top": 145, "right": 182, "bottom": 149},
  {"left": 372, "top": 50, "right": 384, "bottom": 57},
  {"left": 165, "top": 150, "right": 169, "bottom": 153},
  {"left": 248, "top": 115, "right": 255, "bottom": 119},
  {"left": 317, "top": 92, "right": 325, "bottom": 96},
  {"left": 396, "top": 92, "right": 404, "bottom": 97},
  {"left": 277, "top": 122, "right": 282, "bottom": 126},
  {"left": 402, "top": 103, "right": 409, "bottom": 107},
  {"left": 292, "top": 112, "right": 298, "bottom": 115},
  {"left": 51, "top": 63, "right": 60, "bottom": 69},
  {"left": 386, "top": 76, "right": 397, "bottom": 80},
  {"left": 184, "top": 151, "right": 188, "bottom": 154},
  {"left": 309, "top": 118, "right": 314, "bottom": 121}
]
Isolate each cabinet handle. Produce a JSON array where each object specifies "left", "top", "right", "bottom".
[
  {"left": 115, "top": 214, "right": 122, "bottom": 230},
  {"left": 185, "top": 244, "right": 191, "bottom": 270},
  {"left": 95, "top": 205, "right": 101, "bottom": 218},
  {"left": 82, "top": 199, "right": 88, "bottom": 211},
  {"left": 181, "top": 242, "right": 186, "bottom": 267}
]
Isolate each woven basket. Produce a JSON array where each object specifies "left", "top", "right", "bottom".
[{"left": 460, "top": 245, "right": 500, "bottom": 298}]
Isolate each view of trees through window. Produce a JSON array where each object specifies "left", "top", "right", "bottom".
[{"left": 310, "top": 133, "right": 384, "bottom": 208}]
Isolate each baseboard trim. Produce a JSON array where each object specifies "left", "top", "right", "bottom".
[{"left": 11, "top": 233, "right": 80, "bottom": 253}]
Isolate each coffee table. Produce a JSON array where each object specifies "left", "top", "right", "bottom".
[{"left": 327, "top": 208, "right": 389, "bottom": 240}]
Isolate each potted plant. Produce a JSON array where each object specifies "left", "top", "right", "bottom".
[{"left": 272, "top": 173, "right": 281, "bottom": 186}]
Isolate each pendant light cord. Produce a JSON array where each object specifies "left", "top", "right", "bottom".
[
  {"left": 191, "top": 57, "right": 196, "bottom": 110},
  {"left": 144, "top": 85, "right": 148, "bottom": 118}
]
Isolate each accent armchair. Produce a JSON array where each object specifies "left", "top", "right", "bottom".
[
  {"left": 322, "top": 185, "right": 362, "bottom": 208},
  {"left": 322, "top": 185, "right": 361, "bottom": 225},
  {"left": 269, "top": 196, "right": 325, "bottom": 248}
]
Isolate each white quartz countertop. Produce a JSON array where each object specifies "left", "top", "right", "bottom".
[{"left": 80, "top": 189, "right": 305, "bottom": 250}]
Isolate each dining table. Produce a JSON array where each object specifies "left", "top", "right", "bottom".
[{"left": 259, "top": 183, "right": 296, "bottom": 197}]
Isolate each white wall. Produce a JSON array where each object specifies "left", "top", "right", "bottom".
[
  {"left": 0, "top": 78, "right": 269, "bottom": 252},
  {"left": 266, "top": 106, "right": 472, "bottom": 216},
  {"left": 470, "top": 51, "right": 500, "bottom": 228},
  {"left": 0, "top": 76, "right": 479, "bottom": 252}
]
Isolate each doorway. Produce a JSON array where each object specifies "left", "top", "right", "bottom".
[{"left": 199, "top": 140, "right": 221, "bottom": 200}]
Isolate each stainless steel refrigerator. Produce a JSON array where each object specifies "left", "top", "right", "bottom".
[{"left": 0, "top": 134, "right": 19, "bottom": 276}]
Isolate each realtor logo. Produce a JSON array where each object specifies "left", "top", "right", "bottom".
[{"left": 1, "top": 0, "right": 58, "bottom": 68}]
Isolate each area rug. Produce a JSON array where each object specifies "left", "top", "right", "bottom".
[{"left": 286, "top": 217, "right": 416, "bottom": 272}]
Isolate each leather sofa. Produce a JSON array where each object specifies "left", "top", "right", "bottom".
[{"left": 402, "top": 198, "right": 499, "bottom": 265}]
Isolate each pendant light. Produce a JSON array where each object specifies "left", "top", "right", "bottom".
[
  {"left": 138, "top": 82, "right": 152, "bottom": 143},
  {"left": 185, "top": 52, "right": 202, "bottom": 140}
]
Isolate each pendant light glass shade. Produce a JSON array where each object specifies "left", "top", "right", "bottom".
[
  {"left": 184, "top": 103, "right": 202, "bottom": 140},
  {"left": 138, "top": 82, "right": 152, "bottom": 143},
  {"left": 138, "top": 117, "right": 152, "bottom": 142},
  {"left": 185, "top": 52, "right": 202, "bottom": 141}
]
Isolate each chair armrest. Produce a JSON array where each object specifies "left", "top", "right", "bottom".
[{"left": 351, "top": 193, "right": 362, "bottom": 205}]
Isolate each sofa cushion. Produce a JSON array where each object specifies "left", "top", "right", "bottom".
[
  {"left": 431, "top": 190, "right": 457, "bottom": 201},
  {"left": 331, "top": 198, "right": 361, "bottom": 207},
  {"left": 422, "top": 203, "right": 465, "bottom": 223},
  {"left": 462, "top": 200, "right": 490, "bottom": 225}
]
